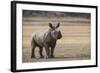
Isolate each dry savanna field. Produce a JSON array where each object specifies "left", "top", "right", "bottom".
[{"left": 22, "top": 16, "right": 91, "bottom": 63}]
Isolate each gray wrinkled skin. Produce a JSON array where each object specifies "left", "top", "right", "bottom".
[{"left": 31, "top": 23, "right": 62, "bottom": 58}]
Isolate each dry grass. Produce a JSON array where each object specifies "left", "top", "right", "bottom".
[{"left": 22, "top": 17, "right": 91, "bottom": 63}]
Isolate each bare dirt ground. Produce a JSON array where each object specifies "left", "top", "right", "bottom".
[{"left": 22, "top": 17, "right": 91, "bottom": 63}]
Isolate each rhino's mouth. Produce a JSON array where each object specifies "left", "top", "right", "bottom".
[{"left": 57, "top": 34, "right": 62, "bottom": 39}]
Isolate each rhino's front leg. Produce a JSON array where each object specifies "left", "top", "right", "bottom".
[
  {"left": 44, "top": 44, "right": 50, "bottom": 58},
  {"left": 50, "top": 41, "right": 56, "bottom": 58},
  {"left": 50, "top": 46, "right": 55, "bottom": 58}
]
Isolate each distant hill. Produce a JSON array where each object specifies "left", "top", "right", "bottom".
[{"left": 23, "top": 10, "right": 90, "bottom": 19}]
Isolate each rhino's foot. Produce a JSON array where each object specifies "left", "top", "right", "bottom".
[{"left": 40, "top": 56, "right": 44, "bottom": 58}]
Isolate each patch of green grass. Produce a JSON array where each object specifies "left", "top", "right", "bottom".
[{"left": 75, "top": 53, "right": 90, "bottom": 59}]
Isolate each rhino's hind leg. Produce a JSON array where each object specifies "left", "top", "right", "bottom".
[
  {"left": 31, "top": 39, "right": 36, "bottom": 58},
  {"left": 39, "top": 47, "right": 44, "bottom": 58},
  {"left": 31, "top": 46, "right": 36, "bottom": 58}
]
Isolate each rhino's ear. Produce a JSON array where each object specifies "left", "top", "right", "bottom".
[
  {"left": 49, "top": 23, "right": 53, "bottom": 29},
  {"left": 56, "top": 23, "right": 60, "bottom": 28}
]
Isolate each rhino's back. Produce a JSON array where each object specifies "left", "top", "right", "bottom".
[{"left": 32, "top": 30, "right": 48, "bottom": 47}]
